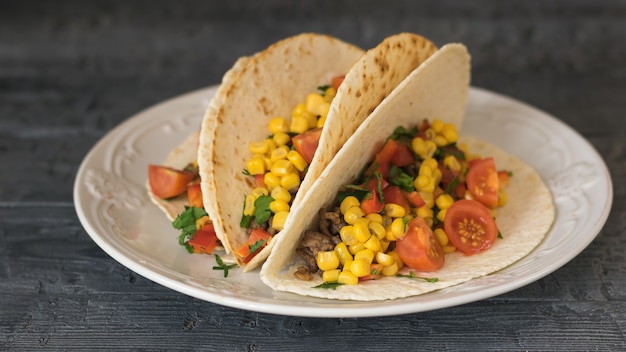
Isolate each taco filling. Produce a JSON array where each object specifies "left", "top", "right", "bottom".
[{"left": 295, "top": 119, "right": 511, "bottom": 285}]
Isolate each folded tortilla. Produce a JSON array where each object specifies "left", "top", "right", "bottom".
[
  {"left": 260, "top": 43, "right": 555, "bottom": 300},
  {"left": 198, "top": 33, "right": 439, "bottom": 271}
]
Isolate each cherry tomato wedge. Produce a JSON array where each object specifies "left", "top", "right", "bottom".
[
  {"left": 466, "top": 157, "right": 499, "bottom": 207},
  {"left": 188, "top": 223, "right": 219, "bottom": 254},
  {"left": 395, "top": 217, "right": 445, "bottom": 272},
  {"left": 331, "top": 75, "right": 345, "bottom": 91},
  {"left": 148, "top": 164, "right": 196, "bottom": 199},
  {"left": 236, "top": 228, "right": 272, "bottom": 262},
  {"left": 292, "top": 127, "right": 322, "bottom": 164},
  {"left": 383, "top": 185, "right": 411, "bottom": 214},
  {"left": 186, "top": 183, "right": 204, "bottom": 208},
  {"left": 390, "top": 143, "right": 415, "bottom": 167},
  {"left": 359, "top": 263, "right": 384, "bottom": 282},
  {"left": 444, "top": 199, "right": 498, "bottom": 255},
  {"left": 367, "top": 139, "right": 399, "bottom": 179}
]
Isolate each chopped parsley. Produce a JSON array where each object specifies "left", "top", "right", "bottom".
[
  {"left": 317, "top": 84, "right": 331, "bottom": 95},
  {"left": 172, "top": 206, "right": 208, "bottom": 253},
  {"left": 253, "top": 195, "right": 274, "bottom": 225},
  {"left": 313, "top": 282, "right": 344, "bottom": 290},
  {"left": 389, "top": 165, "right": 415, "bottom": 192},
  {"left": 248, "top": 239, "right": 266, "bottom": 253},
  {"left": 396, "top": 271, "right": 439, "bottom": 283},
  {"left": 213, "top": 254, "right": 238, "bottom": 278}
]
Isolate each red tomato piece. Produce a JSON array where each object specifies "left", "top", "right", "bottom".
[
  {"left": 395, "top": 217, "right": 445, "bottom": 272},
  {"left": 236, "top": 228, "right": 272, "bottom": 262},
  {"left": 361, "top": 187, "right": 384, "bottom": 214},
  {"left": 148, "top": 164, "right": 196, "bottom": 199},
  {"left": 405, "top": 191, "right": 426, "bottom": 208},
  {"left": 390, "top": 143, "right": 415, "bottom": 167},
  {"left": 444, "top": 199, "right": 498, "bottom": 255},
  {"left": 254, "top": 174, "right": 266, "bottom": 188},
  {"left": 367, "top": 139, "right": 399, "bottom": 179},
  {"left": 359, "top": 263, "right": 384, "bottom": 282},
  {"left": 186, "top": 183, "right": 204, "bottom": 208},
  {"left": 188, "top": 223, "right": 219, "bottom": 254},
  {"left": 292, "top": 127, "right": 322, "bottom": 164},
  {"left": 383, "top": 186, "right": 410, "bottom": 214},
  {"left": 498, "top": 170, "right": 511, "bottom": 187},
  {"left": 466, "top": 157, "right": 499, "bottom": 208},
  {"left": 331, "top": 76, "right": 345, "bottom": 91}
]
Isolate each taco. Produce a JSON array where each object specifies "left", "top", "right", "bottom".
[
  {"left": 259, "top": 43, "right": 555, "bottom": 300},
  {"left": 198, "top": 33, "right": 439, "bottom": 271}
]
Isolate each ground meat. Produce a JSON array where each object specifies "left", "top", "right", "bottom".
[
  {"left": 320, "top": 207, "right": 346, "bottom": 238},
  {"left": 294, "top": 208, "right": 344, "bottom": 278},
  {"left": 294, "top": 266, "right": 313, "bottom": 281}
]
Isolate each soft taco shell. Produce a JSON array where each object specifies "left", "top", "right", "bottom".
[
  {"left": 198, "top": 34, "right": 365, "bottom": 271},
  {"left": 260, "top": 43, "right": 554, "bottom": 300}
]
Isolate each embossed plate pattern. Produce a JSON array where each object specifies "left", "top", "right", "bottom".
[{"left": 74, "top": 86, "right": 612, "bottom": 317}]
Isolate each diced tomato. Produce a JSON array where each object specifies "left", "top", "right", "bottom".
[
  {"left": 444, "top": 199, "right": 498, "bottom": 255},
  {"left": 236, "top": 228, "right": 272, "bottom": 263},
  {"left": 391, "top": 143, "right": 415, "bottom": 167},
  {"left": 367, "top": 139, "right": 399, "bottom": 179},
  {"left": 148, "top": 164, "right": 196, "bottom": 199},
  {"left": 454, "top": 183, "right": 467, "bottom": 199},
  {"left": 418, "top": 120, "right": 431, "bottom": 132},
  {"left": 254, "top": 174, "right": 266, "bottom": 188},
  {"left": 188, "top": 223, "right": 219, "bottom": 254},
  {"left": 331, "top": 76, "right": 345, "bottom": 91},
  {"left": 186, "top": 183, "right": 204, "bottom": 208},
  {"left": 498, "top": 170, "right": 511, "bottom": 187},
  {"left": 405, "top": 191, "right": 425, "bottom": 208},
  {"left": 361, "top": 187, "right": 384, "bottom": 214},
  {"left": 382, "top": 186, "right": 410, "bottom": 214},
  {"left": 359, "top": 263, "right": 384, "bottom": 281},
  {"left": 466, "top": 157, "right": 499, "bottom": 207},
  {"left": 292, "top": 127, "right": 322, "bottom": 164},
  {"left": 395, "top": 217, "right": 445, "bottom": 272}
]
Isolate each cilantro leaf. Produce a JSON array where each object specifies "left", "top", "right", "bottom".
[
  {"left": 396, "top": 271, "right": 439, "bottom": 283},
  {"left": 313, "top": 282, "right": 344, "bottom": 290},
  {"left": 213, "top": 254, "right": 238, "bottom": 278},
  {"left": 317, "top": 84, "right": 331, "bottom": 95},
  {"left": 389, "top": 165, "right": 415, "bottom": 192},
  {"left": 172, "top": 206, "right": 208, "bottom": 252},
  {"left": 253, "top": 195, "right": 274, "bottom": 225},
  {"left": 248, "top": 239, "right": 266, "bottom": 253}
]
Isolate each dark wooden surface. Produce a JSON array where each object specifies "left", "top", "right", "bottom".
[{"left": 2, "top": 0, "right": 625, "bottom": 350}]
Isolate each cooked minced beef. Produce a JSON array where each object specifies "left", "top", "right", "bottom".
[{"left": 295, "top": 208, "right": 345, "bottom": 276}]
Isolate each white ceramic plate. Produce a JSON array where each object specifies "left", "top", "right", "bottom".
[{"left": 74, "top": 86, "right": 612, "bottom": 318}]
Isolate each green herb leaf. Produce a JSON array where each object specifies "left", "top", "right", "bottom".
[
  {"left": 402, "top": 217, "right": 410, "bottom": 232},
  {"left": 444, "top": 176, "right": 459, "bottom": 195},
  {"left": 313, "top": 282, "right": 344, "bottom": 290},
  {"left": 242, "top": 169, "right": 251, "bottom": 176},
  {"left": 253, "top": 195, "right": 275, "bottom": 225},
  {"left": 498, "top": 229, "right": 503, "bottom": 239},
  {"left": 396, "top": 271, "right": 439, "bottom": 283},
  {"left": 248, "top": 239, "right": 266, "bottom": 253},
  {"left": 389, "top": 165, "right": 415, "bottom": 192},
  {"left": 172, "top": 207, "right": 208, "bottom": 251},
  {"left": 374, "top": 172, "right": 385, "bottom": 204},
  {"left": 317, "top": 84, "right": 331, "bottom": 95},
  {"left": 213, "top": 254, "right": 238, "bottom": 278}
]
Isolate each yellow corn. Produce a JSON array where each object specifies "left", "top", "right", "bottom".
[
  {"left": 270, "top": 159, "right": 294, "bottom": 177},
  {"left": 443, "top": 155, "right": 461, "bottom": 172},
  {"left": 324, "top": 86, "right": 337, "bottom": 101},
  {"left": 365, "top": 213, "right": 383, "bottom": 224},
  {"left": 418, "top": 163, "right": 433, "bottom": 177},
  {"left": 443, "top": 245, "right": 457, "bottom": 254},
  {"left": 271, "top": 211, "right": 289, "bottom": 230},
  {"left": 434, "top": 135, "right": 448, "bottom": 147},
  {"left": 246, "top": 156, "right": 266, "bottom": 175},
  {"left": 339, "top": 225, "right": 359, "bottom": 246},
  {"left": 305, "top": 93, "right": 326, "bottom": 115},
  {"left": 270, "top": 145, "right": 289, "bottom": 163},
  {"left": 414, "top": 175, "right": 435, "bottom": 193},
  {"left": 343, "top": 206, "right": 364, "bottom": 225},
  {"left": 334, "top": 242, "right": 353, "bottom": 265},
  {"left": 354, "top": 248, "right": 375, "bottom": 264},
  {"left": 350, "top": 259, "right": 371, "bottom": 277},
  {"left": 436, "top": 194, "right": 455, "bottom": 210},
  {"left": 419, "top": 191, "right": 435, "bottom": 208},
  {"left": 379, "top": 238, "right": 390, "bottom": 253},
  {"left": 269, "top": 199, "right": 290, "bottom": 213},
  {"left": 292, "top": 103, "right": 307, "bottom": 118},
  {"left": 286, "top": 150, "right": 308, "bottom": 171},
  {"left": 416, "top": 205, "right": 434, "bottom": 219},
  {"left": 422, "top": 158, "right": 438, "bottom": 171},
  {"left": 317, "top": 251, "right": 340, "bottom": 271},
  {"left": 390, "top": 217, "right": 407, "bottom": 239},
  {"left": 337, "top": 271, "right": 358, "bottom": 285},
  {"left": 431, "top": 119, "right": 445, "bottom": 133},
  {"left": 436, "top": 208, "right": 448, "bottom": 222},
  {"left": 290, "top": 116, "right": 309, "bottom": 134},
  {"left": 251, "top": 187, "right": 269, "bottom": 198},
  {"left": 348, "top": 242, "right": 366, "bottom": 255},
  {"left": 263, "top": 172, "right": 281, "bottom": 191},
  {"left": 249, "top": 140, "right": 270, "bottom": 154},
  {"left": 364, "top": 235, "right": 382, "bottom": 252},
  {"left": 384, "top": 203, "right": 406, "bottom": 218},
  {"left": 316, "top": 115, "right": 326, "bottom": 128},
  {"left": 375, "top": 251, "right": 395, "bottom": 267},
  {"left": 268, "top": 117, "right": 289, "bottom": 134},
  {"left": 270, "top": 186, "right": 291, "bottom": 203},
  {"left": 354, "top": 218, "right": 371, "bottom": 243},
  {"left": 498, "top": 190, "right": 508, "bottom": 207},
  {"left": 441, "top": 123, "right": 458, "bottom": 143},
  {"left": 381, "top": 262, "right": 400, "bottom": 276},
  {"left": 412, "top": 137, "right": 438, "bottom": 160},
  {"left": 280, "top": 172, "right": 300, "bottom": 191},
  {"left": 433, "top": 228, "right": 449, "bottom": 246},
  {"left": 342, "top": 259, "right": 353, "bottom": 273},
  {"left": 322, "top": 269, "right": 341, "bottom": 283},
  {"left": 272, "top": 132, "right": 291, "bottom": 146},
  {"left": 368, "top": 221, "right": 387, "bottom": 239},
  {"left": 340, "top": 196, "right": 360, "bottom": 214}
]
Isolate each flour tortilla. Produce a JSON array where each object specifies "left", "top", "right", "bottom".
[{"left": 260, "top": 43, "right": 555, "bottom": 300}]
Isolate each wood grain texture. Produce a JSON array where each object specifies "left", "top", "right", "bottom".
[{"left": 1, "top": 0, "right": 625, "bottom": 350}]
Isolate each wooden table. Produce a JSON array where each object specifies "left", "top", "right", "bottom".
[{"left": 2, "top": 1, "right": 624, "bottom": 350}]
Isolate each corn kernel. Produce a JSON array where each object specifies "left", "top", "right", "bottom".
[
  {"left": 354, "top": 219, "right": 371, "bottom": 243},
  {"left": 419, "top": 191, "right": 435, "bottom": 208},
  {"left": 416, "top": 205, "right": 434, "bottom": 219},
  {"left": 414, "top": 175, "right": 435, "bottom": 193},
  {"left": 334, "top": 242, "right": 353, "bottom": 265},
  {"left": 339, "top": 226, "right": 358, "bottom": 246},
  {"left": 351, "top": 259, "right": 371, "bottom": 277},
  {"left": 316, "top": 115, "right": 326, "bottom": 128},
  {"left": 340, "top": 196, "right": 360, "bottom": 214},
  {"left": 443, "top": 245, "right": 457, "bottom": 254},
  {"left": 324, "top": 86, "right": 337, "bottom": 101},
  {"left": 280, "top": 172, "right": 301, "bottom": 191},
  {"left": 246, "top": 156, "right": 266, "bottom": 175},
  {"left": 270, "top": 159, "right": 294, "bottom": 177},
  {"left": 443, "top": 155, "right": 461, "bottom": 172},
  {"left": 422, "top": 158, "right": 438, "bottom": 171},
  {"left": 343, "top": 206, "right": 364, "bottom": 225},
  {"left": 268, "top": 117, "right": 289, "bottom": 134},
  {"left": 354, "top": 248, "right": 375, "bottom": 264},
  {"left": 337, "top": 271, "right": 358, "bottom": 285},
  {"left": 292, "top": 103, "right": 306, "bottom": 118},
  {"left": 434, "top": 135, "right": 448, "bottom": 147},
  {"left": 272, "top": 132, "right": 291, "bottom": 146},
  {"left": 436, "top": 208, "right": 448, "bottom": 222},
  {"left": 317, "top": 251, "right": 340, "bottom": 271},
  {"left": 342, "top": 259, "right": 353, "bottom": 273},
  {"left": 249, "top": 140, "right": 270, "bottom": 154},
  {"left": 390, "top": 217, "right": 407, "bottom": 239},
  {"left": 286, "top": 150, "right": 308, "bottom": 172},
  {"left": 243, "top": 195, "right": 256, "bottom": 216},
  {"left": 269, "top": 199, "right": 290, "bottom": 213},
  {"left": 270, "top": 145, "right": 289, "bottom": 162},
  {"left": 384, "top": 203, "right": 406, "bottom": 218},
  {"left": 263, "top": 172, "right": 281, "bottom": 190},
  {"left": 436, "top": 194, "right": 455, "bottom": 210},
  {"left": 434, "top": 228, "right": 449, "bottom": 246},
  {"left": 290, "top": 116, "right": 310, "bottom": 134},
  {"left": 305, "top": 93, "right": 326, "bottom": 116},
  {"left": 251, "top": 187, "right": 269, "bottom": 198},
  {"left": 322, "top": 269, "right": 341, "bottom": 283},
  {"left": 418, "top": 163, "right": 433, "bottom": 177},
  {"left": 368, "top": 221, "right": 387, "bottom": 239},
  {"left": 381, "top": 262, "right": 400, "bottom": 276},
  {"left": 379, "top": 238, "right": 390, "bottom": 253},
  {"left": 270, "top": 186, "right": 291, "bottom": 203},
  {"left": 431, "top": 119, "right": 445, "bottom": 133},
  {"left": 365, "top": 213, "right": 383, "bottom": 224},
  {"left": 364, "top": 235, "right": 382, "bottom": 253},
  {"left": 271, "top": 211, "right": 289, "bottom": 230},
  {"left": 498, "top": 190, "right": 508, "bottom": 207},
  {"left": 348, "top": 242, "right": 366, "bottom": 255},
  {"left": 441, "top": 124, "right": 458, "bottom": 143},
  {"left": 375, "top": 252, "right": 395, "bottom": 267}
]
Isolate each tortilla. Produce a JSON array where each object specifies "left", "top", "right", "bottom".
[
  {"left": 198, "top": 34, "right": 365, "bottom": 271},
  {"left": 260, "top": 43, "right": 555, "bottom": 300}
]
